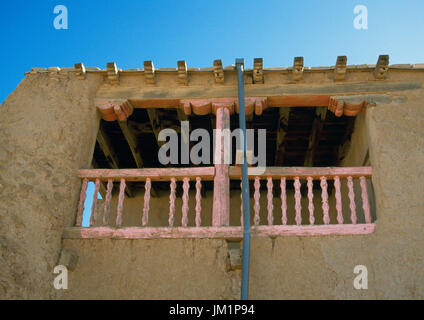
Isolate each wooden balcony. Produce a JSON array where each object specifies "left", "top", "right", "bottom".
[{"left": 63, "top": 166, "right": 375, "bottom": 240}]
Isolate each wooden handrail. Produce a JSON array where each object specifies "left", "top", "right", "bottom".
[
  {"left": 229, "top": 166, "right": 372, "bottom": 179},
  {"left": 77, "top": 167, "right": 215, "bottom": 181}
]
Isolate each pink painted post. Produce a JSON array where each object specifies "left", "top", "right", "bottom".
[
  {"left": 116, "top": 178, "right": 126, "bottom": 227},
  {"left": 360, "top": 176, "right": 371, "bottom": 223},
  {"left": 320, "top": 176, "right": 330, "bottom": 225},
  {"left": 103, "top": 179, "right": 113, "bottom": 226},
  {"left": 90, "top": 179, "right": 101, "bottom": 227},
  {"left": 334, "top": 176, "right": 343, "bottom": 224},
  {"left": 347, "top": 176, "right": 357, "bottom": 224},
  {"left": 142, "top": 178, "right": 151, "bottom": 227},
  {"left": 169, "top": 178, "right": 176, "bottom": 227},
  {"left": 212, "top": 107, "right": 230, "bottom": 226},
  {"left": 307, "top": 177, "right": 315, "bottom": 225},
  {"left": 267, "top": 177, "right": 274, "bottom": 225},
  {"left": 182, "top": 177, "right": 190, "bottom": 227},
  {"left": 294, "top": 177, "right": 302, "bottom": 225},
  {"left": 280, "top": 177, "right": 287, "bottom": 225},
  {"left": 76, "top": 178, "right": 89, "bottom": 226},
  {"left": 195, "top": 177, "right": 202, "bottom": 227},
  {"left": 254, "top": 176, "right": 261, "bottom": 226}
]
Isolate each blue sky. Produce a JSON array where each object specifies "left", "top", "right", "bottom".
[
  {"left": 1, "top": 0, "right": 423, "bottom": 104},
  {"left": 1, "top": 0, "right": 423, "bottom": 226}
]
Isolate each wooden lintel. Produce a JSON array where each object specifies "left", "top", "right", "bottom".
[
  {"left": 63, "top": 224, "right": 376, "bottom": 239},
  {"left": 229, "top": 166, "right": 372, "bottom": 179},
  {"left": 78, "top": 167, "right": 215, "bottom": 181}
]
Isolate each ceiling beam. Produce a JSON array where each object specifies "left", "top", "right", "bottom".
[{"left": 274, "top": 107, "right": 291, "bottom": 166}]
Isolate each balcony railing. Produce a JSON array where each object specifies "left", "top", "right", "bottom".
[{"left": 63, "top": 166, "right": 375, "bottom": 239}]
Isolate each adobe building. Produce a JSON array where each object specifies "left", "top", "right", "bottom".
[{"left": 0, "top": 56, "right": 423, "bottom": 299}]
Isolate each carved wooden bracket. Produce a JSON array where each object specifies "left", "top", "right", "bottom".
[
  {"left": 179, "top": 97, "right": 268, "bottom": 116},
  {"left": 328, "top": 96, "right": 368, "bottom": 117},
  {"left": 96, "top": 99, "right": 134, "bottom": 121}
]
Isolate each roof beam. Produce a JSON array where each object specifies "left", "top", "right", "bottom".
[
  {"left": 292, "top": 57, "right": 304, "bottom": 81},
  {"left": 334, "top": 56, "right": 347, "bottom": 81},
  {"left": 213, "top": 59, "right": 224, "bottom": 84},
  {"left": 177, "top": 60, "right": 188, "bottom": 85},
  {"left": 106, "top": 62, "right": 119, "bottom": 85},
  {"left": 304, "top": 111, "right": 324, "bottom": 167},
  {"left": 253, "top": 58, "right": 264, "bottom": 84},
  {"left": 144, "top": 61, "right": 155, "bottom": 85},
  {"left": 117, "top": 121, "right": 144, "bottom": 169},
  {"left": 74, "top": 63, "right": 86, "bottom": 80},
  {"left": 147, "top": 109, "right": 165, "bottom": 147},
  {"left": 374, "top": 55, "right": 389, "bottom": 80}
]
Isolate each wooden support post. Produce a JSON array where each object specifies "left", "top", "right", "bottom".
[{"left": 212, "top": 107, "right": 230, "bottom": 226}]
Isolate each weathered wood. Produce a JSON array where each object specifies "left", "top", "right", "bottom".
[
  {"left": 267, "top": 177, "right": 274, "bottom": 225},
  {"left": 212, "top": 107, "right": 230, "bottom": 226},
  {"left": 78, "top": 167, "right": 215, "bottom": 181},
  {"left": 144, "top": 60, "right": 155, "bottom": 85},
  {"left": 292, "top": 57, "right": 304, "bottom": 81},
  {"left": 177, "top": 60, "right": 188, "bottom": 85},
  {"left": 64, "top": 224, "right": 376, "bottom": 239},
  {"left": 146, "top": 108, "right": 164, "bottom": 147},
  {"left": 90, "top": 179, "right": 101, "bottom": 226},
  {"left": 294, "top": 177, "right": 302, "bottom": 225},
  {"left": 360, "top": 176, "right": 372, "bottom": 223},
  {"left": 76, "top": 178, "right": 89, "bottom": 226},
  {"left": 320, "top": 176, "right": 330, "bottom": 225},
  {"left": 182, "top": 177, "right": 190, "bottom": 227},
  {"left": 334, "top": 176, "right": 343, "bottom": 224},
  {"left": 229, "top": 166, "right": 372, "bottom": 179},
  {"left": 106, "top": 62, "right": 119, "bottom": 85},
  {"left": 334, "top": 56, "right": 347, "bottom": 81},
  {"left": 96, "top": 99, "right": 134, "bottom": 121},
  {"left": 307, "top": 177, "right": 315, "bottom": 225},
  {"left": 375, "top": 55, "right": 389, "bottom": 80},
  {"left": 116, "top": 179, "right": 126, "bottom": 227},
  {"left": 103, "top": 179, "right": 113, "bottom": 226},
  {"left": 169, "top": 178, "right": 176, "bottom": 227},
  {"left": 142, "top": 178, "right": 151, "bottom": 227},
  {"left": 253, "top": 58, "right": 264, "bottom": 84},
  {"left": 280, "top": 177, "right": 287, "bottom": 225},
  {"left": 213, "top": 59, "right": 224, "bottom": 84},
  {"left": 254, "top": 177, "right": 261, "bottom": 226},
  {"left": 195, "top": 177, "right": 202, "bottom": 227},
  {"left": 74, "top": 63, "right": 86, "bottom": 80},
  {"left": 304, "top": 115, "right": 323, "bottom": 166},
  {"left": 347, "top": 176, "right": 357, "bottom": 224}
]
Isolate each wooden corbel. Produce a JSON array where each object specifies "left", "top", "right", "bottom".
[
  {"left": 292, "top": 57, "right": 304, "bottom": 81},
  {"left": 328, "top": 96, "right": 368, "bottom": 117},
  {"left": 144, "top": 61, "right": 155, "bottom": 85},
  {"left": 213, "top": 59, "right": 224, "bottom": 84},
  {"left": 106, "top": 62, "right": 119, "bottom": 85},
  {"left": 374, "top": 55, "right": 389, "bottom": 80},
  {"left": 334, "top": 56, "right": 347, "bottom": 81},
  {"left": 96, "top": 99, "right": 134, "bottom": 121},
  {"left": 253, "top": 58, "right": 264, "bottom": 84},
  {"left": 177, "top": 60, "right": 188, "bottom": 85}
]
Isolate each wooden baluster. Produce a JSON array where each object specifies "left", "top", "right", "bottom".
[
  {"left": 280, "top": 177, "right": 287, "bottom": 225},
  {"left": 334, "top": 176, "right": 343, "bottom": 224},
  {"left": 360, "top": 176, "right": 371, "bottom": 223},
  {"left": 116, "top": 178, "right": 126, "bottom": 227},
  {"left": 103, "top": 179, "right": 113, "bottom": 226},
  {"left": 195, "top": 177, "right": 202, "bottom": 227},
  {"left": 182, "top": 177, "right": 190, "bottom": 227},
  {"left": 347, "top": 176, "right": 357, "bottom": 224},
  {"left": 76, "top": 178, "right": 89, "bottom": 226},
  {"left": 240, "top": 181, "right": 244, "bottom": 227},
  {"left": 90, "top": 179, "right": 101, "bottom": 227},
  {"left": 142, "top": 178, "right": 151, "bottom": 226},
  {"left": 307, "top": 177, "right": 315, "bottom": 225},
  {"left": 320, "top": 176, "right": 330, "bottom": 225},
  {"left": 254, "top": 177, "right": 261, "bottom": 226},
  {"left": 169, "top": 178, "right": 176, "bottom": 227},
  {"left": 294, "top": 177, "right": 302, "bottom": 225},
  {"left": 267, "top": 177, "right": 274, "bottom": 225}
]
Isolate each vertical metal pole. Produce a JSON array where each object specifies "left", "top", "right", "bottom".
[{"left": 236, "top": 58, "right": 251, "bottom": 300}]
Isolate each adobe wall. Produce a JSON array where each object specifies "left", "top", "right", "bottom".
[{"left": 0, "top": 72, "right": 103, "bottom": 299}]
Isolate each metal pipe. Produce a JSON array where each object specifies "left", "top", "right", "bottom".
[{"left": 236, "top": 58, "right": 251, "bottom": 300}]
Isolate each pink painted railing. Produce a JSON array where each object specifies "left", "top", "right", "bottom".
[
  {"left": 65, "top": 166, "right": 375, "bottom": 239},
  {"left": 230, "top": 166, "right": 374, "bottom": 229}
]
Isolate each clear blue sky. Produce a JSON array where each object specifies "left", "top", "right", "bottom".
[{"left": 1, "top": 0, "right": 423, "bottom": 104}]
